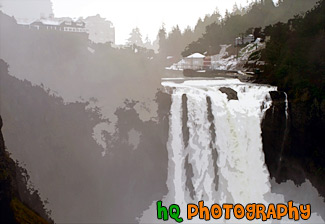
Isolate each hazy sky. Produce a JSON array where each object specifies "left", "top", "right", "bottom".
[{"left": 51, "top": 0, "right": 255, "bottom": 44}]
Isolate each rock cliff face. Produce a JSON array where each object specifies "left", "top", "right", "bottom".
[
  {"left": 0, "top": 115, "right": 52, "bottom": 223},
  {"left": 262, "top": 91, "right": 325, "bottom": 197},
  {"left": 0, "top": 59, "right": 52, "bottom": 223},
  {"left": 0, "top": 116, "right": 16, "bottom": 222},
  {"left": 256, "top": 1, "right": 325, "bottom": 196}
]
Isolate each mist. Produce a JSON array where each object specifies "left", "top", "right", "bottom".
[{"left": 0, "top": 0, "right": 324, "bottom": 223}]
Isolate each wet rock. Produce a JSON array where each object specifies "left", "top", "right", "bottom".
[
  {"left": 269, "top": 91, "right": 286, "bottom": 101},
  {"left": 262, "top": 91, "right": 325, "bottom": 198},
  {"left": 219, "top": 87, "right": 238, "bottom": 100}
]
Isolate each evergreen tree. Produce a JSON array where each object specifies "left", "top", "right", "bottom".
[
  {"left": 232, "top": 3, "right": 241, "bottom": 15},
  {"left": 182, "top": 0, "right": 318, "bottom": 56},
  {"left": 127, "top": 27, "right": 143, "bottom": 47},
  {"left": 183, "top": 26, "right": 194, "bottom": 44},
  {"left": 193, "top": 18, "right": 205, "bottom": 40},
  {"left": 157, "top": 24, "right": 167, "bottom": 55},
  {"left": 143, "top": 35, "right": 152, "bottom": 49},
  {"left": 166, "top": 25, "right": 183, "bottom": 58}
]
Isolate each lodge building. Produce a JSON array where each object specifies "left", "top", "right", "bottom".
[
  {"left": 28, "top": 19, "right": 87, "bottom": 33},
  {"left": 17, "top": 15, "right": 115, "bottom": 44}
]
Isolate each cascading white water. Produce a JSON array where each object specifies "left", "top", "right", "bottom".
[
  {"left": 166, "top": 91, "right": 187, "bottom": 205},
  {"left": 284, "top": 92, "right": 289, "bottom": 119},
  {"left": 208, "top": 84, "right": 273, "bottom": 205},
  {"left": 162, "top": 79, "right": 275, "bottom": 206},
  {"left": 185, "top": 91, "right": 217, "bottom": 204},
  {"left": 139, "top": 79, "right": 324, "bottom": 224},
  {"left": 277, "top": 92, "right": 290, "bottom": 166}
]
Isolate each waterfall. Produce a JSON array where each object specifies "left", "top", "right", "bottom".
[
  {"left": 185, "top": 91, "right": 217, "bottom": 204},
  {"left": 277, "top": 92, "right": 290, "bottom": 171},
  {"left": 284, "top": 92, "right": 289, "bottom": 119},
  {"left": 139, "top": 79, "right": 324, "bottom": 223},
  {"left": 166, "top": 91, "right": 187, "bottom": 205},
  {"left": 162, "top": 79, "right": 275, "bottom": 205}
]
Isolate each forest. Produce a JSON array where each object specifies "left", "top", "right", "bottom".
[
  {"left": 151, "top": 0, "right": 319, "bottom": 60},
  {"left": 260, "top": 0, "right": 325, "bottom": 190}
]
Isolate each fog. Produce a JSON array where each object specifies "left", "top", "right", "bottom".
[
  {"left": 0, "top": 0, "right": 324, "bottom": 223},
  {"left": 0, "top": 0, "right": 53, "bottom": 19}
]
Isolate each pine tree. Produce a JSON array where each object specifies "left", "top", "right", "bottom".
[
  {"left": 127, "top": 27, "right": 143, "bottom": 47},
  {"left": 143, "top": 35, "right": 152, "bottom": 49},
  {"left": 157, "top": 24, "right": 167, "bottom": 55}
]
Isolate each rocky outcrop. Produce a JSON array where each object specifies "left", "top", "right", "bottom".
[
  {"left": 219, "top": 87, "right": 238, "bottom": 100},
  {"left": 262, "top": 91, "right": 325, "bottom": 197}
]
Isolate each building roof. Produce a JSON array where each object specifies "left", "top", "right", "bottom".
[
  {"left": 16, "top": 18, "right": 37, "bottom": 25},
  {"left": 40, "top": 19, "right": 63, "bottom": 26},
  {"left": 186, "top": 53, "right": 205, "bottom": 59},
  {"left": 26, "top": 18, "right": 85, "bottom": 26}
]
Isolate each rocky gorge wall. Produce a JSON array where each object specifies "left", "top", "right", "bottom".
[{"left": 262, "top": 91, "right": 325, "bottom": 198}]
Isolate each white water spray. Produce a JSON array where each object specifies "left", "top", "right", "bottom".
[
  {"left": 139, "top": 79, "right": 324, "bottom": 224},
  {"left": 284, "top": 92, "right": 289, "bottom": 120},
  {"left": 278, "top": 92, "right": 290, "bottom": 165}
]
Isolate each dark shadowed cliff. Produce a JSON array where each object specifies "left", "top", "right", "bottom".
[
  {"left": 0, "top": 115, "right": 52, "bottom": 223},
  {"left": 258, "top": 0, "right": 325, "bottom": 197}
]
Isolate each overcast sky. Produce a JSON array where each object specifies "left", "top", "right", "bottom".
[
  {"left": 1, "top": 0, "right": 278, "bottom": 44},
  {"left": 51, "top": 0, "right": 257, "bottom": 44}
]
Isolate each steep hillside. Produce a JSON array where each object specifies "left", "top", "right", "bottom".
[
  {"left": 0, "top": 115, "right": 51, "bottom": 223},
  {"left": 181, "top": 0, "right": 318, "bottom": 56},
  {"left": 0, "top": 56, "right": 169, "bottom": 223},
  {"left": 258, "top": 0, "right": 325, "bottom": 196}
]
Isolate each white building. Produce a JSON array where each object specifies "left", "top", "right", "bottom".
[
  {"left": 170, "top": 53, "right": 205, "bottom": 70},
  {"left": 185, "top": 53, "right": 205, "bottom": 70},
  {"left": 25, "top": 18, "right": 87, "bottom": 33},
  {"left": 16, "top": 14, "right": 115, "bottom": 44}
]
